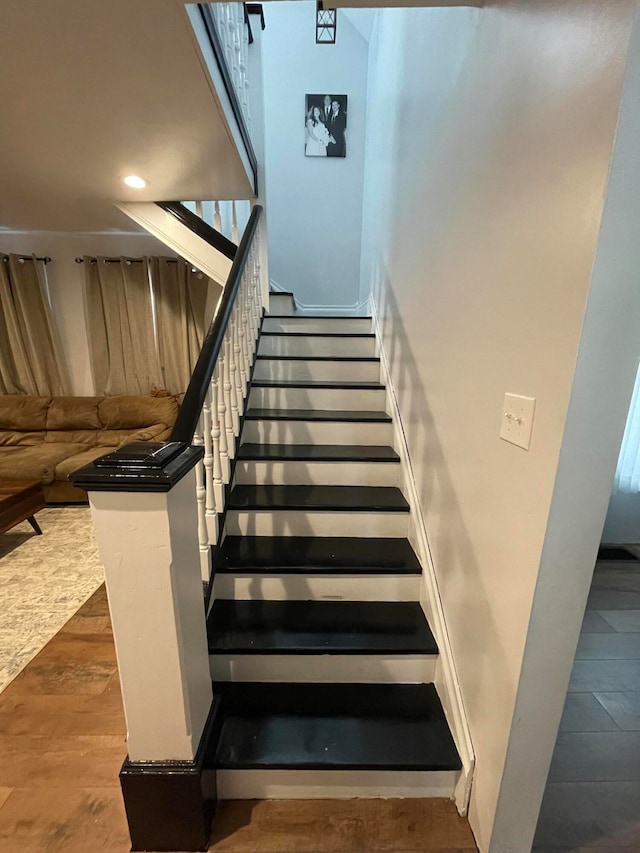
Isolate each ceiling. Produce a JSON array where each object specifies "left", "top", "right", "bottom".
[{"left": 0, "top": 0, "right": 254, "bottom": 233}]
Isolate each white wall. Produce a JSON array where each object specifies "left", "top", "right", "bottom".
[
  {"left": 0, "top": 231, "right": 176, "bottom": 394},
  {"left": 602, "top": 482, "right": 640, "bottom": 543},
  {"left": 360, "top": 2, "right": 636, "bottom": 850},
  {"left": 262, "top": 1, "right": 368, "bottom": 311}
]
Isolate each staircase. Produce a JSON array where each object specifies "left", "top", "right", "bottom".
[{"left": 202, "top": 290, "right": 462, "bottom": 800}]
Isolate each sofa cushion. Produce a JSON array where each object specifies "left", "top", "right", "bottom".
[
  {"left": 117, "top": 423, "right": 172, "bottom": 447},
  {"left": 46, "top": 397, "right": 102, "bottom": 430},
  {"left": 45, "top": 430, "right": 98, "bottom": 446},
  {"left": 54, "top": 447, "right": 112, "bottom": 481},
  {"left": 0, "top": 430, "right": 45, "bottom": 446},
  {"left": 95, "top": 428, "right": 141, "bottom": 448},
  {"left": 0, "top": 396, "right": 51, "bottom": 430},
  {"left": 98, "top": 395, "right": 178, "bottom": 430},
  {"left": 0, "top": 443, "right": 87, "bottom": 484}
]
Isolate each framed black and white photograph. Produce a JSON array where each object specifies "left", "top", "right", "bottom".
[{"left": 305, "top": 94, "right": 347, "bottom": 158}]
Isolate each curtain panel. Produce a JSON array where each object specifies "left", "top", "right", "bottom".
[
  {"left": 84, "top": 257, "right": 218, "bottom": 398},
  {"left": 150, "top": 258, "right": 210, "bottom": 397},
  {"left": 0, "top": 255, "right": 70, "bottom": 395},
  {"left": 84, "top": 257, "right": 163, "bottom": 396}
]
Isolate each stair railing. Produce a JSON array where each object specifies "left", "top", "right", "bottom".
[{"left": 170, "top": 203, "right": 263, "bottom": 576}]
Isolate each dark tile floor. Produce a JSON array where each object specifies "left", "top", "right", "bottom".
[{"left": 533, "top": 555, "right": 640, "bottom": 852}]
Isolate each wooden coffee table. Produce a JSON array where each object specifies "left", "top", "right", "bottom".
[{"left": 0, "top": 481, "right": 45, "bottom": 536}]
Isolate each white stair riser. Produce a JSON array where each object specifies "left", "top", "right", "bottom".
[
  {"left": 234, "top": 460, "right": 400, "bottom": 487},
  {"left": 249, "top": 386, "right": 386, "bottom": 412},
  {"left": 254, "top": 359, "right": 380, "bottom": 383},
  {"left": 259, "top": 336, "right": 376, "bottom": 358},
  {"left": 263, "top": 317, "right": 372, "bottom": 334},
  {"left": 215, "top": 769, "right": 458, "bottom": 800},
  {"left": 225, "top": 510, "right": 408, "bottom": 537},
  {"left": 242, "top": 419, "right": 393, "bottom": 446},
  {"left": 210, "top": 654, "right": 436, "bottom": 684},
  {"left": 213, "top": 573, "right": 420, "bottom": 601},
  {"left": 268, "top": 294, "right": 295, "bottom": 315}
]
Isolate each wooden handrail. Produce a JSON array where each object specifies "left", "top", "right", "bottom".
[{"left": 170, "top": 204, "right": 262, "bottom": 444}]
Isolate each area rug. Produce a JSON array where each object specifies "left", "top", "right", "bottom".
[{"left": 0, "top": 506, "right": 105, "bottom": 692}]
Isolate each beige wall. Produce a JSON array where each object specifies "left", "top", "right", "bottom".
[
  {"left": 0, "top": 231, "right": 176, "bottom": 395},
  {"left": 361, "top": 1, "right": 636, "bottom": 850}
]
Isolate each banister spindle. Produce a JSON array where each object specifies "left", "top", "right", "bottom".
[
  {"left": 192, "top": 425, "right": 210, "bottom": 580},
  {"left": 240, "top": 274, "right": 252, "bottom": 386},
  {"left": 223, "top": 331, "right": 237, "bottom": 456},
  {"left": 202, "top": 391, "right": 217, "bottom": 543},
  {"left": 215, "top": 357, "right": 231, "bottom": 482},
  {"left": 235, "top": 296, "right": 248, "bottom": 392},
  {"left": 231, "top": 201, "right": 239, "bottom": 245},
  {"left": 231, "top": 306, "right": 244, "bottom": 420},
  {"left": 214, "top": 200, "right": 222, "bottom": 233},
  {"left": 210, "top": 366, "right": 226, "bottom": 511},
  {"left": 251, "top": 246, "right": 261, "bottom": 344}
]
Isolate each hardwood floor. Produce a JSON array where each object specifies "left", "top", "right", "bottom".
[
  {"left": 533, "top": 558, "right": 640, "bottom": 852},
  {"left": 0, "top": 585, "right": 477, "bottom": 853}
]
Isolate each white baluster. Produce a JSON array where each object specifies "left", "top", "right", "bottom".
[
  {"left": 216, "top": 356, "right": 231, "bottom": 481},
  {"left": 231, "top": 306, "right": 244, "bottom": 419},
  {"left": 244, "top": 80, "right": 252, "bottom": 130},
  {"left": 202, "top": 391, "right": 217, "bottom": 544},
  {"left": 214, "top": 200, "right": 222, "bottom": 233},
  {"left": 252, "top": 244, "right": 262, "bottom": 337},
  {"left": 210, "top": 366, "right": 226, "bottom": 511},
  {"left": 236, "top": 293, "right": 249, "bottom": 393},
  {"left": 195, "top": 200, "right": 203, "bottom": 220},
  {"left": 240, "top": 274, "right": 252, "bottom": 386},
  {"left": 231, "top": 201, "right": 239, "bottom": 245},
  {"left": 224, "top": 331, "right": 239, "bottom": 447},
  {"left": 192, "top": 428, "right": 210, "bottom": 581}
]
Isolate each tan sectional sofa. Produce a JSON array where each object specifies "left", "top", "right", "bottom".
[{"left": 0, "top": 395, "right": 179, "bottom": 502}]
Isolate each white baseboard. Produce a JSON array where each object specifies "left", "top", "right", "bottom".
[
  {"left": 269, "top": 278, "right": 370, "bottom": 317},
  {"left": 370, "top": 295, "right": 475, "bottom": 816},
  {"left": 217, "top": 769, "right": 458, "bottom": 800}
]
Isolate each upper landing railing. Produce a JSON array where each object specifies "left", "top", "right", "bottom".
[{"left": 199, "top": 2, "right": 259, "bottom": 194}]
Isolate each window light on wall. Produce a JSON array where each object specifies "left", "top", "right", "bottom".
[{"left": 316, "top": 2, "right": 337, "bottom": 44}]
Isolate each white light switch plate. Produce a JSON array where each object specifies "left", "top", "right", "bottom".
[{"left": 500, "top": 393, "right": 536, "bottom": 450}]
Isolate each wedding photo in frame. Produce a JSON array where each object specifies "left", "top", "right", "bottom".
[{"left": 304, "top": 94, "right": 347, "bottom": 158}]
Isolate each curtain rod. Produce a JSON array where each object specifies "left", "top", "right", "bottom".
[
  {"left": 75, "top": 256, "right": 181, "bottom": 265},
  {"left": 2, "top": 254, "right": 51, "bottom": 264}
]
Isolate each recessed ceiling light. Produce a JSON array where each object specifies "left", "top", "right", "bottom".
[{"left": 123, "top": 175, "right": 147, "bottom": 189}]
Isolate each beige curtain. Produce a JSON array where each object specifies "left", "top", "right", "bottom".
[
  {"left": 150, "top": 258, "right": 216, "bottom": 396},
  {"left": 85, "top": 257, "right": 162, "bottom": 396},
  {"left": 0, "top": 255, "right": 70, "bottom": 395}
]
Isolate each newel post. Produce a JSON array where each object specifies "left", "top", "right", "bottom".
[{"left": 72, "top": 441, "right": 216, "bottom": 852}]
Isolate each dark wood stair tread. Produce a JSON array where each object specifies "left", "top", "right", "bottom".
[
  {"left": 266, "top": 315, "right": 372, "bottom": 320},
  {"left": 245, "top": 409, "right": 392, "bottom": 422},
  {"left": 208, "top": 600, "right": 437, "bottom": 655},
  {"left": 206, "top": 682, "right": 461, "bottom": 771},
  {"left": 257, "top": 355, "right": 380, "bottom": 362},
  {"left": 261, "top": 332, "right": 375, "bottom": 338},
  {"left": 228, "top": 485, "right": 410, "bottom": 512},
  {"left": 252, "top": 380, "right": 384, "bottom": 389},
  {"left": 237, "top": 444, "right": 399, "bottom": 462},
  {"left": 214, "top": 536, "right": 421, "bottom": 574}
]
